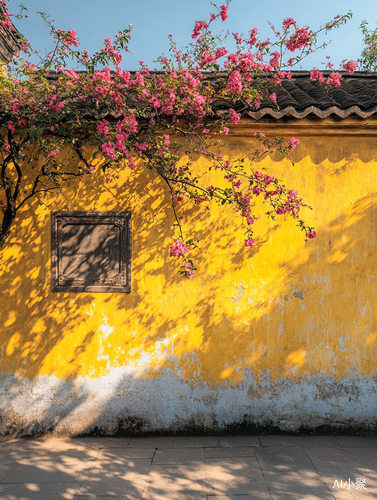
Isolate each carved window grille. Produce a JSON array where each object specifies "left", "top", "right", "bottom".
[{"left": 51, "top": 211, "right": 131, "bottom": 292}]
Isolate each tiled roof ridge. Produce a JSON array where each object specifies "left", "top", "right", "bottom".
[
  {"left": 44, "top": 70, "right": 377, "bottom": 119},
  {"left": 45, "top": 69, "right": 377, "bottom": 78}
]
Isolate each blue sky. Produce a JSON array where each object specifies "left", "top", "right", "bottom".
[{"left": 10, "top": 0, "right": 377, "bottom": 70}]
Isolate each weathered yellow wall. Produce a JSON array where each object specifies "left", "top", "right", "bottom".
[
  {"left": 0, "top": 59, "right": 7, "bottom": 78},
  {"left": 1, "top": 118, "right": 377, "bottom": 435}
]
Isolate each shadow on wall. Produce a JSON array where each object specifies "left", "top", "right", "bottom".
[{"left": 1, "top": 137, "right": 377, "bottom": 436}]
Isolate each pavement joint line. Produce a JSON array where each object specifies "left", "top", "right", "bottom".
[
  {"left": 301, "top": 445, "right": 336, "bottom": 499},
  {"left": 204, "top": 447, "right": 209, "bottom": 499},
  {"left": 150, "top": 448, "right": 157, "bottom": 464},
  {"left": 253, "top": 445, "right": 273, "bottom": 500},
  {"left": 0, "top": 464, "right": 17, "bottom": 485},
  {"left": 139, "top": 449, "right": 156, "bottom": 500}
]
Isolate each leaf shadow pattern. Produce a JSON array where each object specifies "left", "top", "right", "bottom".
[{"left": 1, "top": 141, "right": 377, "bottom": 436}]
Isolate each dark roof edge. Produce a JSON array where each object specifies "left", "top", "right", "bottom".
[
  {"left": 256, "top": 71, "right": 377, "bottom": 79},
  {"left": 44, "top": 70, "right": 377, "bottom": 78},
  {"left": 0, "top": 5, "right": 22, "bottom": 63}
]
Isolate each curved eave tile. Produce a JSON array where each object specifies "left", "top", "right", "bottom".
[
  {"left": 245, "top": 105, "right": 377, "bottom": 120},
  {"left": 83, "top": 105, "right": 377, "bottom": 122}
]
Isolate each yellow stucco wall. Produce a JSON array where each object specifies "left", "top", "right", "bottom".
[
  {"left": 1, "top": 118, "right": 377, "bottom": 435},
  {"left": 0, "top": 59, "right": 7, "bottom": 79}
]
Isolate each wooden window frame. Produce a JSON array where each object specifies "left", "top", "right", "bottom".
[{"left": 51, "top": 211, "right": 131, "bottom": 293}]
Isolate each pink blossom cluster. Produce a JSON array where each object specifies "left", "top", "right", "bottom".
[
  {"left": 343, "top": 59, "right": 357, "bottom": 73},
  {"left": 181, "top": 261, "right": 195, "bottom": 279},
  {"left": 269, "top": 51, "right": 281, "bottom": 70},
  {"left": 55, "top": 29, "right": 79, "bottom": 47},
  {"left": 0, "top": 1, "right": 325, "bottom": 279},
  {"left": 102, "top": 37, "right": 122, "bottom": 66},
  {"left": 220, "top": 4, "right": 228, "bottom": 22},
  {"left": 101, "top": 143, "right": 117, "bottom": 160},
  {"left": 192, "top": 20, "right": 207, "bottom": 39},
  {"left": 227, "top": 70, "right": 242, "bottom": 94},
  {"left": 0, "top": 14, "right": 12, "bottom": 30},
  {"left": 215, "top": 46, "right": 228, "bottom": 59},
  {"left": 229, "top": 108, "right": 241, "bottom": 123},
  {"left": 247, "top": 27, "right": 258, "bottom": 47},
  {"left": 283, "top": 17, "right": 297, "bottom": 30},
  {"left": 170, "top": 239, "right": 189, "bottom": 257},
  {"left": 270, "top": 93, "right": 277, "bottom": 104},
  {"left": 199, "top": 51, "right": 217, "bottom": 68},
  {"left": 97, "top": 119, "right": 110, "bottom": 136},
  {"left": 0, "top": 0, "right": 13, "bottom": 30},
  {"left": 286, "top": 27, "right": 311, "bottom": 52},
  {"left": 245, "top": 238, "right": 255, "bottom": 247},
  {"left": 57, "top": 66, "right": 80, "bottom": 80},
  {"left": 326, "top": 72, "right": 342, "bottom": 87},
  {"left": 310, "top": 69, "right": 324, "bottom": 83}
]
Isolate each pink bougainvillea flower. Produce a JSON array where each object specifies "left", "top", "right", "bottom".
[
  {"left": 227, "top": 70, "right": 242, "bottom": 94},
  {"left": 220, "top": 4, "right": 228, "bottom": 22},
  {"left": 170, "top": 239, "right": 189, "bottom": 257},
  {"left": 283, "top": 17, "right": 297, "bottom": 30},
  {"left": 343, "top": 59, "right": 357, "bottom": 73},
  {"left": 270, "top": 93, "right": 277, "bottom": 104},
  {"left": 286, "top": 27, "right": 311, "bottom": 52},
  {"left": 310, "top": 69, "right": 324, "bottom": 83},
  {"left": 326, "top": 72, "right": 342, "bottom": 87},
  {"left": 245, "top": 238, "right": 255, "bottom": 247},
  {"left": 229, "top": 108, "right": 241, "bottom": 123}
]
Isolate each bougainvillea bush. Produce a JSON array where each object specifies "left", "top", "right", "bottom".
[
  {"left": 358, "top": 20, "right": 377, "bottom": 72},
  {"left": 0, "top": 0, "right": 356, "bottom": 277}
]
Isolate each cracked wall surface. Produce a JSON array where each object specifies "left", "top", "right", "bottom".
[{"left": 1, "top": 119, "right": 377, "bottom": 435}]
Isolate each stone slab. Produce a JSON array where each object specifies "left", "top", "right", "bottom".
[
  {"left": 153, "top": 449, "right": 205, "bottom": 465},
  {"left": 128, "top": 437, "right": 174, "bottom": 449},
  {"left": 205, "top": 457, "right": 265, "bottom": 496},
  {"left": 255, "top": 447, "right": 317, "bottom": 475},
  {"left": 219, "top": 436, "right": 260, "bottom": 448},
  {"left": 173, "top": 437, "right": 220, "bottom": 449},
  {"left": 0, "top": 482, "right": 81, "bottom": 499},
  {"left": 205, "top": 446, "right": 256, "bottom": 459}
]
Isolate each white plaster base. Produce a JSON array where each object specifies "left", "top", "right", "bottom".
[{"left": 0, "top": 369, "right": 376, "bottom": 436}]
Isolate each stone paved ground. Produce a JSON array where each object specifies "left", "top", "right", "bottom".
[{"left": 0, "top": 435, "right": 376, "bottom": 499}]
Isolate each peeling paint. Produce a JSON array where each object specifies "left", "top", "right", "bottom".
[
  {"left": 0, "top": 370, "right": 376, "bottom": 436},
  {"left": 339, "top": 333, "right": 348, "bottom": 352}
]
